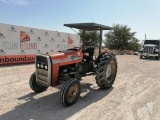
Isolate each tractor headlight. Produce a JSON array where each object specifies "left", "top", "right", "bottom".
[
  {"left": 37, "top": 63, "right": 40, "bottom": 68},
  {"left": 41, "top": 64, "right": 44, "bottom": 68},
  {"left": 155, "top": 49, "right": 159, "bottom": 52},
  {"left": 44, "top": 65, "right": 48, "bottom": 70}
]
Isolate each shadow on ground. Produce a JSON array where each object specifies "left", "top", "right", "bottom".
[{"left": 0, "top": 83, "right": 113, "bottom": 120}]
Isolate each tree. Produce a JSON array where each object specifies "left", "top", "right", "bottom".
[
  {"left": 128, "top": 38, "right": 140, "bottom": 51},
  {"left": 78, "top": 30, "right": 100, "bottom": 47},
  {"left": 104, "top": 24, "right": 139, "bottom": 51}
]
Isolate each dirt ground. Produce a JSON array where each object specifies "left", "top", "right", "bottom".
[{"left": 0, "top": 55, "right": 160, "bottom": 120}]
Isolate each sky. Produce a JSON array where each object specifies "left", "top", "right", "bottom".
[{"left": 0, "top": 0, "right": 160, "bottom": 42}]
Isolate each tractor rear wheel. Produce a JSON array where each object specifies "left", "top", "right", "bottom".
[
  {"left": 60, "top": 78, "right": 81, "bottom": 107},
  {"left": 96, "top": 57, "right": 117, "bottom": 89},
  {"left": 29, "top": 72, "right": 48, "bottom": 93}
]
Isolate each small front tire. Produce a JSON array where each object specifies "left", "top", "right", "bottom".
[
  {"left": 60, "top": 78, "right": 81, "bottom": 107},
  {"left": 29, "top": 72, "right": 48, "bottom": 93}
]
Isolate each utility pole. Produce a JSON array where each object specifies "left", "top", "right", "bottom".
[{"left": 145, "top": 34, "right": 146, "bottom": 40}]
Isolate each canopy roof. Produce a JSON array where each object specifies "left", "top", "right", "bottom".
[{"left": 64, "top": 23, "right": 112, "bottom": 31}]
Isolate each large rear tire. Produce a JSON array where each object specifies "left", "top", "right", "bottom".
[
  {"left": 96, "top": 56, "right": 117, "bottom": 89},
  {"left": 29, "top": 72, "right": 48, "bottom": 93},
  {"left": 60, "top": 78, "right": 81, "bottom": 107}
]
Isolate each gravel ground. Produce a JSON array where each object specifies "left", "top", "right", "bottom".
[{"left": 0, "top": 55, "right": 160, "bottom": 120}]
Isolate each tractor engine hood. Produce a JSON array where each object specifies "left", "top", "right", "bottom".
[
  {"left": 44, "top": 49, "right": 83, "bottom": 64},
  {"left": 48, "top": 52, "right": 66, "bottom": 59}
]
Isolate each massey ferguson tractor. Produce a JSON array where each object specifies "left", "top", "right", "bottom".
[{"left": 29, "top": 23, "right": 117, "bottom": 106}]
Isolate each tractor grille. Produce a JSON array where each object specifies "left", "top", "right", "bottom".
[
  {"left": 37, "top": 68, "right": 48, "bottom": 85},
  {"left": 143, "top": 47, "right": 154, "bottom": 53},
  {"left": 36, "top": 55, "right": 51, "bottom": 86}
]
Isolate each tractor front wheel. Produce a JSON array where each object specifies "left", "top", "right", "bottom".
[
  {"left": 29, "top": 72, "right": 48, "bottom": 93},
  {"left": 96, "top": 57, "right": 117, "bottom": 89},
  {"left": 60, "top": 78, "right": 81, "bottom": 107}
]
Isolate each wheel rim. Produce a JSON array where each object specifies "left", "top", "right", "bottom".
[
  {"left": 106, "top": 64, "right": 111, "bottom": 78},
  {"left": 67, "top": 84, "right": 79, "bottom": 102},
  {"left": 106, "top": 61, "right": 116, "bottom": 81}
]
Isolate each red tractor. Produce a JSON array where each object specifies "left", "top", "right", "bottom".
[{"left": 29, "top": 23, "right": 117, "bottom": 106}]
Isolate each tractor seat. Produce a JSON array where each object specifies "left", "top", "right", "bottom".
[
  {"left": 84, "top": 47, "right": 94, "bottom": 57},
  {"left": 82, "top": 47, "right": 94, "bottom": 61}
]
